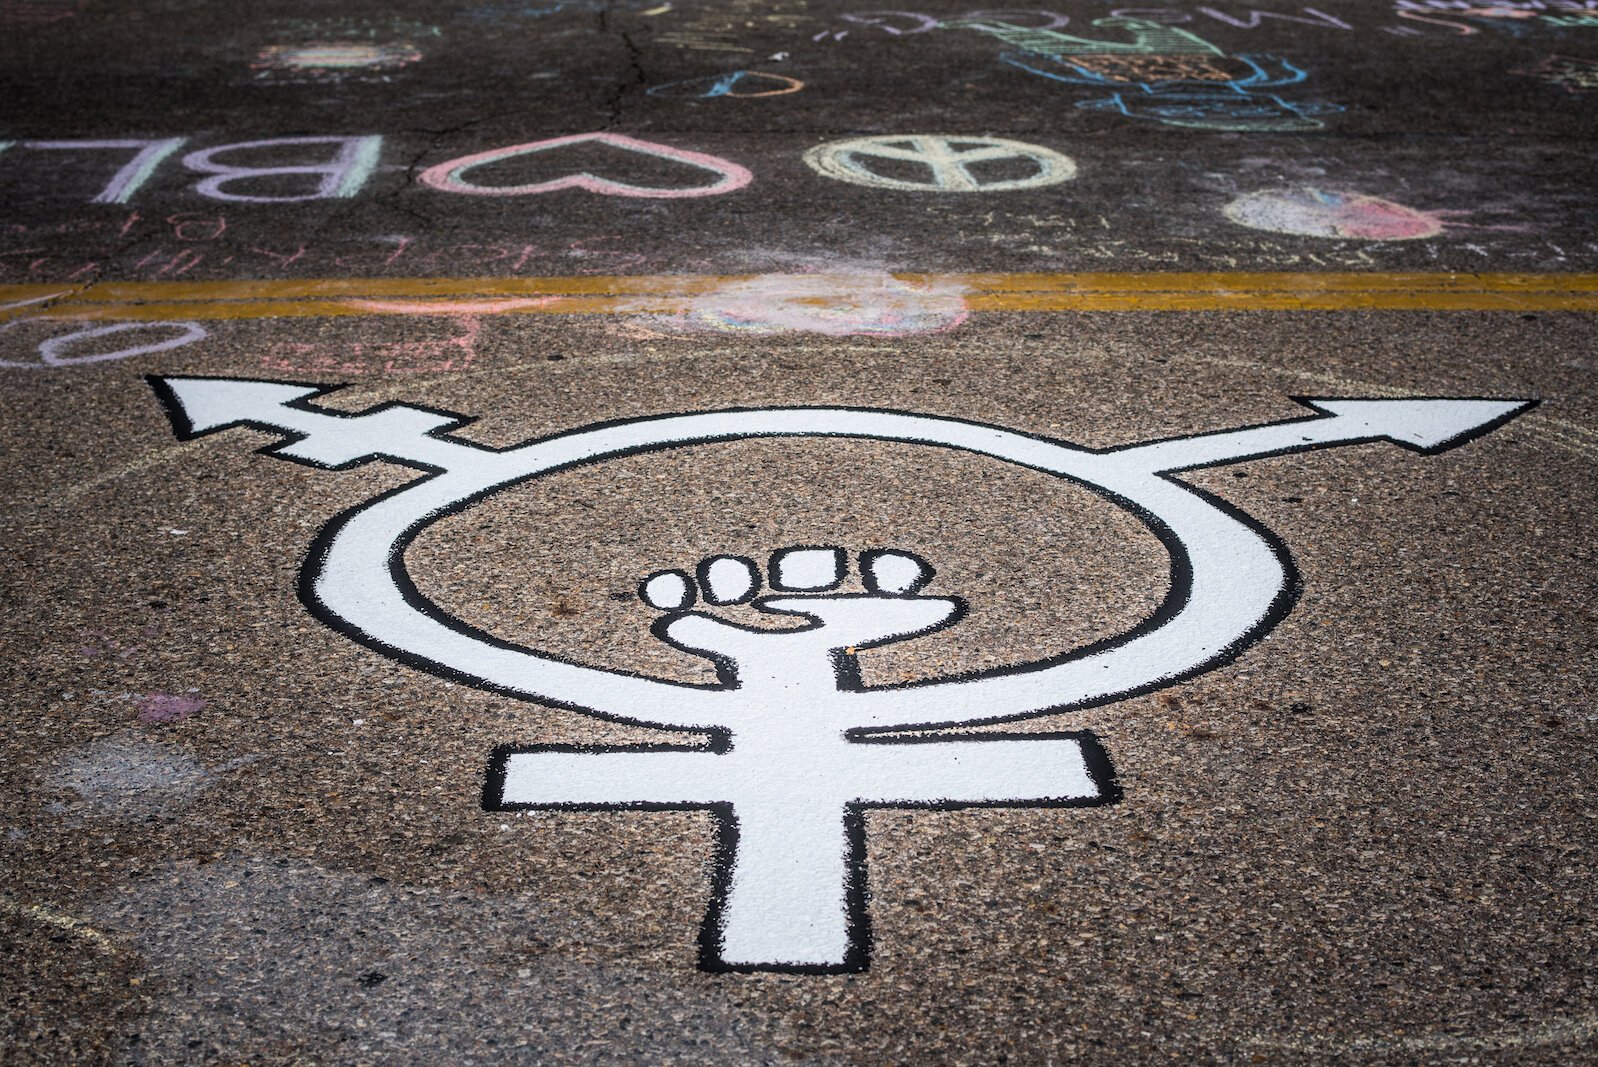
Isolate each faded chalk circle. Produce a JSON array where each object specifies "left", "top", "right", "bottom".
[
  {"left": 1223, "top": 186, "right": 1444, "bottom": 241},
  {"left": 253, "top": 42, "right": 424, "bottom": 72},
  {"left": 0, "top": 320, "right": 207, "bottom": 369},
  {"left": 39, "top": 321, "right": 209, "bottom": 366}
]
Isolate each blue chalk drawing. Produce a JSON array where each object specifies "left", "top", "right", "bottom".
[{"left": 949, "top": 16, "right": 1341, "bottom": 131}]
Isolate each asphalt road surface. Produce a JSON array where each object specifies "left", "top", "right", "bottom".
[{"left": 2, "top": 0, "right": 1596, "bottom": 1063}]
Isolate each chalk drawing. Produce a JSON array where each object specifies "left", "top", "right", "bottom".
[
  {"left": 820, "top": 9, "right": 1077, "bottom": 38},
  {"left": 261, "top": 313, "right": 484, "bottom": 375},
  {"left": 419, "top": 133, "right": 753, "bottom": 198},
  {"left": 656, "top": 0, "right": 817, "bottom": 52},
  {"left": 252, "top": 42, "right": 424, "bottom": 82},
  {"left": 0, "top": 320, "right": 207, "bottom": 369},
  {"left": 181, "top": 137, "right": 382, "bottom": 203},
  {"left": 150, "top": 379, "right": 1531, "bottom": 970},
  {"left": 830, "top": 2, "right": 1592, "bottom": 36},
  {"left": 951, "top": 17, "right": 1341, "bottom": 131},
  {"left": 834, "top": 10, "right": 942, "bottom": 34},
  {"left": 165, "top": 212, "right": 227, "bottom": 242},
  {"left": 458, "top": 0, "right": 596, "bottom": 23},
  {"left": 1513, "top": 53, "right": 1598, "bottom": 91},
  {"left": 0, "top": 290, "right": 72, "bottom": 317},
  {"left": 19, "top": 139, "right": 186, "bottom": 204},
  {"left": 830, "top": 5, "right": 1377, "bottom": 35},
  {"left": 1390, "top": 0, "right": 1598, "bottom": 35},
  {"left": 804, "top": 135, "right": 1076, "bottom": 192},
  {"left": 134, "top": 692, "right": 207, "bottom": 725},
  {"left": 93, "top": 858, "right": 790, "bottom": 1062},
  {"left": 1224, "top": 187, "right": 1446, "bottom": 240},
  {"left": 1195, "top": 4, "right": 1353, "bottom": 29},
  {"left": 628, "top": 273, "right": 968, "bottom": 335},
  {"left": 77, "top": 626, "right": 156, "bottom": 662},
  {"left": 949, "top": 13, "right": 1223, "bottom": 54},
  {"left": 0, "top": 898, "right": 116, "bottom": 955},
  {"left": 249, "top": 18, "right": 439, "bottom": 80},
  {"left": 0, "top": 0, "right": 82, "bottom": 24},
  {"left": 47, "top": 735, "right": 215, "bottom": 815},
  {"left": 647, "top": 70, "right": 805, "bottom": 97}
]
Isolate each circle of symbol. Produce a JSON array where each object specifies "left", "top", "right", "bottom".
[
  {"left": 802, "top": 135, "right": 1078, "bottom": 192},
  {"left": 310, "top": 407, "right": 1286, "bottom": 733}
]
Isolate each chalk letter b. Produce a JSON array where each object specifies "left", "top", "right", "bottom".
[{"left": 183, "top": 136, "right": 383, "bottom": 203}]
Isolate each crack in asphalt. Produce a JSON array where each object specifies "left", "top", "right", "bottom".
[{"left": 597, "top": 0, "right": 648, "bottom": 128}]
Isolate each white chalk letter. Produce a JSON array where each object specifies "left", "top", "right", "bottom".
[
  {"left": 22, "top": 138, "right": 187, "bottom": 203},
  {"left": 183, "top": 136, "right": 383, "bottom": 203}
]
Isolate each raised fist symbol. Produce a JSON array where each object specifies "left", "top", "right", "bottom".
[{"left": 641, "top": 548, "right": 959, "bottom": 690}]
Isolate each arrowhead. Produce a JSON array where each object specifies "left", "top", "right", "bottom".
[
  {"left": 1300, "top": 397, "right": 1536, "bottom": 453},
  {"left": 148, "top": 376, "right": 331, "bottom": 440}
]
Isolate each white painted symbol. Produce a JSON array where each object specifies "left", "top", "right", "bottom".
[
  {"left": 149, "top": 378, "right": 1531, "bottom": 972},
  {"left": 803, "top": 134, "right": 1077, "bottom": 192}
]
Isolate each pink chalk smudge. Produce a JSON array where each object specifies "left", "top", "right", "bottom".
[
  {"left": 261, "top": 313, "right": 487, "bottom": 375},
  {"left": 628, "top": 273, "right": 969, "bottom": 337},
  {"left": 135, "top": 693, "right": 206, "bottom": 725},
  {"left": 0, "top": 0, "right": 84, "bottom": 25},
  {"left": 1224, "top": 187, "right": 1446, "bottom": 241}
]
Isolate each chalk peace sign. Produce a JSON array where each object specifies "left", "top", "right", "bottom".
[{"left": 803, "top": 134, "right": 1077, "bottom": 192}]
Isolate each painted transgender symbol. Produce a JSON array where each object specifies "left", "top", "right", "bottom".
[
  {"left": 803, "top": 134, "right": 1077, "bottom": 192},
  {"left": 148, "top": 377, "right": 1531, "bottom": 973}
]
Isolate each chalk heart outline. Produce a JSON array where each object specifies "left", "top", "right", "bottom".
[{"left": 419, "top": 132, "right": 754, "bottom": 199}]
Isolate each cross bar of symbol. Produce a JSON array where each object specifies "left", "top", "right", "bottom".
[{"left": 489, "top": 731, "right": 1114, "bottom": 971}]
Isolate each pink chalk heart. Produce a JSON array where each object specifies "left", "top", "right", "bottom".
[{"left": 419, "top": 133, "right": 753, "bottom": 199}]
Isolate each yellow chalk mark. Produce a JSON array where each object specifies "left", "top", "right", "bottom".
[
  {"left": 0, "top": 895, "right": 119, "bottom": 954},
  {"left": 0, "top": 272, "right": 1594, "bottom": 322},
  {"left": 57, "top": 439, "right": 216, "bottom": 503}
]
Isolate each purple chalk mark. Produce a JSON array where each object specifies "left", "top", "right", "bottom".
[
  {"left": 135, "top": 693, "right": 206, "bottom": 725},
  {"left": 23, "top": 138, "right": 186, "bottom": 204}
]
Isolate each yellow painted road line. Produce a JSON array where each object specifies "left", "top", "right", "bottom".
[{"left": 2, "top": 272, "right": 1597, "bottom": 321}]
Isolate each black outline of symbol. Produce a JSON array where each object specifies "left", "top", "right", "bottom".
[
  {"left": 767, "top": 544, "right": 847, "bottom": 592},
  {"left": 696, "top": 554, "right": 762, "bottom": 605}
]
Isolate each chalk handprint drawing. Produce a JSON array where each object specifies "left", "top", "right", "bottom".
[{"left": 149, "top": 377, "right": 1531, "bottom": 972}]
